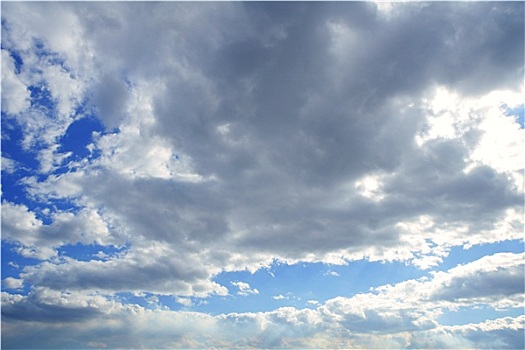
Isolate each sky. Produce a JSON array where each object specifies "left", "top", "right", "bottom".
[{"left": 1, "top": 1, "right": 524, "bottom": 349}]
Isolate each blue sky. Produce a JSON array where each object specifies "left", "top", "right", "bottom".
[{"left": 1, "top": 2, "right": 524, "bottom": 349}]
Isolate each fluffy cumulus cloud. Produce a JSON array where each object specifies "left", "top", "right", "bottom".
[
  {"left": 1, "top": 1, "right": 524, "bottom": 348},
  {"left": 2, "top": 252, "right": 524, "bottom": 348}
]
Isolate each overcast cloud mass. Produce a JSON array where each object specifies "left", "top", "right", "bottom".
[{"left": 1, "top": 1, "right": 524, "bottom": 348}]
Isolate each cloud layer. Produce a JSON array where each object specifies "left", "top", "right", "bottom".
[
  {"left": 1, "top": 1, "right": 523, "bottom": 348},
  {"left": 2, "top": 252, "right": 524, "bottom": 348}
]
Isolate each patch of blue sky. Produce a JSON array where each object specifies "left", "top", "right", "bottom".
[
  {"left": 196, "top": 241, "right": 524, "bottom": 315},
  {"left": 1, "top": 86, "right": 100, "bottom": 220},
  {"left": 39, "top": 197, "right": 82, "bottom": 214},
  {"left": 437, "top": 239, "right": 524, "bottom": 272},
  {"left": 194, "top": 290, "right": 273, "bottom": 315},
  {"left": 59, "top": 114, "right": 104, "bottom": 161},
  {"left": 32, "top": 38, "right": 67, "bottom": 72},
  {"left": 1, "top": 165, "right": 34, "bottom": 203},
  {"left": 1, "top": 115, "right": 56, "bottom": 222},
  {"left": 1, "top": 241, "right": 39, "bottom": 292},
  {"left": 1, "top": 170, "right": 32, "bottom": 205},
  {"left": 1, "top": 120, "right": 101, "bottom": 225},
  {"left": 114, "top": 292, "right": 183, "bottom": 311},
  {"left": 195, "top": 259, "right": 427, "bottom": 315},
  {"left": 28, "top": 82, "right": 56, "bottom": 115},
  {"left": 437, "top": 305, "right": 524, "bottom": 327},
  {"left": 8, "top": 48, "right": 23, "bottom": 74},
  {"left": 160, "top": 294, "right": 196, "bottom": 310},
  {"left": 5, "top": 40, "right": 70, "bottom": 127},
  {"left": 505, "top": 104, "right": 524, "bottom": 128},
  {"left": 58, "top": 100, "right": 115, "bottom": 168},
  {"left": 25, "top": 197, "right": 83, "bottom": 226},
  {"left": 2, "top": 42, "right": 104, "bottom": 168},
  {"left": 1, "top": 115, "right": 40, "bottom": 171},
  {"left": 1, "top": 166, "right": 83, "bottom": 224},
  {"left": 0, "top": 279, "right": 31, "bottom": 296},
  {"left": 0, "top": 18, "right": 6, "bottom": 32},
  {"left": 56, "top": 243, "right": 126, "bottom": 262},
  {"left": 114, "top": 292, "right": 149, "bottom": 308}
]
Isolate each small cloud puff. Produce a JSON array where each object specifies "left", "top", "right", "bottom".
[
  {"left": 2, "top": 277, "right": 24, "bottom": 290},
  {"left": 231, "top": 281, "right": 259, "bottom": 296},
  {"left": 176, "top": 297, "right": 193, "bottom": 307},
  {"left": 324, "top": 270, "right": 340, "bottom": 277}
]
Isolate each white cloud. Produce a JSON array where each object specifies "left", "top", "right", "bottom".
[
  {"left": 355, "top": 175, "right": 385, "bottom": 201},
  {"left": 417, "top": 86, "right": 525, "bottom": 193},
  {"left": 1, "top": 40, "right": 87, "bottom": 172},
  {"left": 21, "top": 243, "right": 229, "bottom": 297},
  {"left": 1, "top": 49, "right": 30, "bottom": 115},
  {"left": 410, "top": 316, "right": 525, "bottom": 349},
  {"left": 1, "top": 200, "right": 120, "bottom": 260},
  {"left": 3, "top": 277, "right": 24, "bottom": 290},
  {"left": 324, "top": 270, "right": 340, "bottom": 277},
  {"left": 90, "top": 84, "right": 202, "bottom": 181},
  {"left": 1, "top": 201, "right": 43, "bottom": 247},
  {"left": 1, "top": 157, "right": 18, "bottom": 174},
  {"left": 231, "top": 281, "right": 259, "bottom": 296},
  {"left": 42, "top": 63, "right": 84, "bottom": 119},
  {"left": 8, "top": 261, "right": 20, "bottom": 269},
  {"left": 36, "top": 144, "right": 73, "bottom": 174},
  {"left": 176, "top": 297, "right": 193, "bottom": 307},
  {"left": 2, "top": 252, "right": 524, "bottom": 348},
  {"left": 371, "top": 252, "right": 525, "bottom": 311}
]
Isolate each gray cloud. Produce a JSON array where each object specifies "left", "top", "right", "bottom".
[
  {"left": 2, "top": 0, "right": 523, "bottom": 284},
  {"left": 430, "top": 254, "right": 525, "bottom": 302},
  {"left": 1, "top": 2, "right": 523, "bottom": 345},
  {"left": 409, "top": 316, "right": 525, "bottom": 350},
  {"left": 89, "top": 74, "right": 129, "bottom": 130},
  {"left": 435, "top": 266, "right": 524, "bottom": 302}
]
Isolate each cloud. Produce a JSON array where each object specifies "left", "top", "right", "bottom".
[
  {"left": 2, "top": 277, "right": 24, "bottom": 290},
  {"left": 1, "top": 157, "right": 19, "bottom": 174},
  {"left": 1, "top": 201, "right": 118, "bottom": 260},
  {"left": 1, "top": 49, "right": 30, "bottom": 115},
  {"left": 2, "top": 0, "right": 522, "bottom": 299},
  {"left": 176, "top": 297, "right": 193, "bottom": 307},
  {"left": 409, "top": 316, "right": 525, "bottom": 349},
  {"left": 2, "top": 0, "right": 522, "bottom": 281},
  {"left": 1, "top": 2, "right": 523, "bottom": 347},
  {"left": 89, "top": 73, "right": 129, "bottom": 130},
  {"left": 231, "top": 281, "right": 259, "bottom": 296},
  {"left": 2, "top": 252, "right": 524, "bottom": 348},
  {"left": 2, "top": 0, "right": 522, "bottom": 296},
  {"left": 8, "top": 261, "right": 20, "bottom": 269},
  {"left": 428, "top": 253, "right": 525, "bottom": 304},
  {"left": 324, "top": 270, "right": 340, "bottom": 277},
  {"left": 21, "top": 244, "right": 229, "bottom": 297}
]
